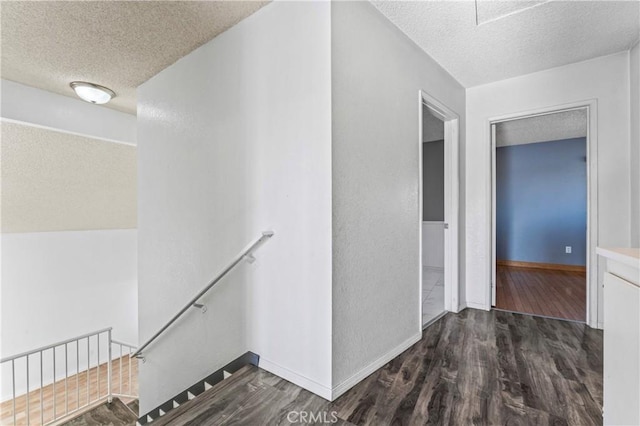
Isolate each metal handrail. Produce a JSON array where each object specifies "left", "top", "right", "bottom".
[
  {"left": 131, "top": 230, "right": 275, "bottom": 359},
  {"left": 0, "top": 327, "right": 113, "bottom": 363},
  {"left": 111, "top": 339, "right": 137, "bottom": 348}
]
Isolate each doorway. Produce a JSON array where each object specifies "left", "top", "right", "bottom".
[
  {"left": 421, "top": 108, "right": 446, "bottom": 325},
  {"left": 490, "top": 108, "right": 590, "bottom": 322},
  {"left": 419, "top": 91, "right": 460, "bottom": 327}
]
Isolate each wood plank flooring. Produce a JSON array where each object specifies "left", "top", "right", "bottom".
[
  {"left": 0, "top": 356, "right": 137, "bottom": 426},
  {"left": 496, "top": 265, "right": 586, "bottom": 322},
  {"left": 62, "top": 398, "right": 137, "bottom": 426},
  {"left": 153, "top": 309, "right": 603, "bottom": 425}
]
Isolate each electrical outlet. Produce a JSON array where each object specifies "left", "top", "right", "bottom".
[{"left": 565, "top": 246, "right": 572, "bottom": 254}]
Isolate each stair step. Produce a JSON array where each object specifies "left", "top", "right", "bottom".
[
  {"left": 146, "top": 365, "right": 257, "bottom": 426},
  {"left": 127, "top": 399, "right": 140, "bottom": 416},
  {"left": 137, "top": 352, "right": 259, "bottom": 425}
]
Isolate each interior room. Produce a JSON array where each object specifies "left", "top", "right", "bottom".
[
  {"left": 0, "top": 1, "right": 638, "bottom": 425},
  {"left": 493, "top": 110, "right": 588, "bottom": 322}
]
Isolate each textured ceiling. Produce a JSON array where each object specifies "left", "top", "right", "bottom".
[
  {"left": 496, "top": 109, "right": 587, "bottom": 147},
  {"left": 1, "top": 1, "right": 268, "bottom": 114},
  {"left": 372, "top": 0, "right": 640, "bottom": 87}
]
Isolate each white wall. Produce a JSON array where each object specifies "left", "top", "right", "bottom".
[
  {"left": 1, "top": 231, "right": 138, "bottom": 351},
  {"left": 1, "top": 121, "right": 137, "bottom": 233},
  {"left": 466, "top": 52, "right": 631, "bottom": 326},
  {"left": 0, "top": 83, "right": 138, "bottom": 400},
  {"left": 630, "top": 42, "right": 639, "bottom": 248},
  {"left": 1, "top": 230, "right": 137, "bottom": 399},
  {"left": 331, "top": 1, "right": 466, "bottom": 395},
  {"left": 137, "top": 1, "right": 332, "bottom": 411}
]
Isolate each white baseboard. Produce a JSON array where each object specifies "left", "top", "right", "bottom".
[
  {"left": 465, "top": 301, "right": 489, "bottom": 311},
  {"left": 331, "top": 331, "right": 422, "bottom": 401},
  {"left": 258, "top": 357, "right": 332, "bottom": 401}
]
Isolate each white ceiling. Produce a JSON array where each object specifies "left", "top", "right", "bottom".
[
  {"left": 2, "top": 1, "right": 638, "bottom": 114},
  {"left": 372, "top": 0, "right": 640, "bottom": 88},
  {"left": 496, "top": 109, "right": 587, "bottom": 147},
  {"left": 1, "top": 1, "right": 268, "bottom": 115}
]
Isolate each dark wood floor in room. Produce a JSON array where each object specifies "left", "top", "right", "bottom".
[
  {"left": 495, "top": 265, "right": 586, "bottom": 322},
  {"left": 153, "top": 309, "right": 603, "bottom": 426}
]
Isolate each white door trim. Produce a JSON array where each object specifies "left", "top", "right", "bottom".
[
  {"left": 487, "top": 99, "right": 599, "bottom": 328},
  {"left": 491, "top": 123, "right": 497, "bottom": 307},
  {"left": 419, "top": 90, "right": 461, "bottom": 325}
]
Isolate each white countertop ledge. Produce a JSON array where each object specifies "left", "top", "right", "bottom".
[{"left": 596, "top": 247, "right": 640, "bottom": 269}]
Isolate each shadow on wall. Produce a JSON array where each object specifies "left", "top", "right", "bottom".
[{"left": 496, "top": 137, "right": 587, "bottom": 266}]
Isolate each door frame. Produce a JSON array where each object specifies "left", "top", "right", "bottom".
[
  {"left": 488, "top": 99, "right": 599, "bottom": 328},
  {"left": 419, "top": 90, "right": 460, "bottom": 325}
]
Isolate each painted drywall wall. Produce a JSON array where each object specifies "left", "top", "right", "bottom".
[
  {"left": 0, "top": 230, "right": 138, "bottom": 349},
  {"left": 331, "top": 1, "right": 465, "bottom": 393},
  {"left": 137, "top": 1, "right": 332, "bottom": 411},
  {"left": 496, "top": 138, "right": 587, "bottom": 266},
  {"left": 1, "top": 79, "right": 136, "bottom": 144},
  {"left": 0, "top": 230, "right": 137, "bottom": 399},
  {"left": 1, "top": 122, "right": 137, "bottom": 233},
  {"left": 1, "top": 83, "right": 138, "bottom": 400},
  {"left": 630, "top": 42, "right": 639, "bottom": 247},
  {"left": 423, "top": 141, "right": 445, "bottom": 221},
  {"left": 466, "top": 52, "right": 631, "bottom": 326}
]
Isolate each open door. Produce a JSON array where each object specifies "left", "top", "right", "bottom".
[{"left": 490, "top": 108, "right": 591, "bottom": 323}]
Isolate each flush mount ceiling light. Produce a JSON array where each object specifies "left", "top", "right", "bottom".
[{"left": 69, "top": 81, "right": 116, "bottom": 105}]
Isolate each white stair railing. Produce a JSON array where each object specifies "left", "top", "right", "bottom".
[
  {"left": 110, "top": 339, "right": 138, "bottom": 401},
  {"left": 0, "top": 328, "right": 138, "bottom": 425}
]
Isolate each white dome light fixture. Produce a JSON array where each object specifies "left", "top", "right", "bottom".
[{"left": 70, "top": 81, "right": 116, "bottom": 105}]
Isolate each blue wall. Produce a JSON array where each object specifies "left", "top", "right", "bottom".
[{"left": 496, "top": 137, "right": 587, "bottom": 266}]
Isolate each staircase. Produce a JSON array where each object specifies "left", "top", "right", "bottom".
[
  {"left": 149, "top": 365, "right": 256, "bottom": 425},
  {"left": 131, "top": 232, "right": 274, "bottom": 425},
  {"left": 0, "top": 232, "right": 275, "bottom": 425},
  {"left": 136, "top": 352, "right": 258, "bottom": 425},
  {"left": 139, "top": 364, "right": 341, "bottom": 426}
]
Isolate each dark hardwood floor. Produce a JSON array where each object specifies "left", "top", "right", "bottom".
[
  {"left": 153, "top": 309, "right": 602, "bottom": 425},
  {"left": 62, "top": 398, "right": 137, "bottom": 426},
  {"left": 496, "top": 265, "right": 586, "bottom": 322}
]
